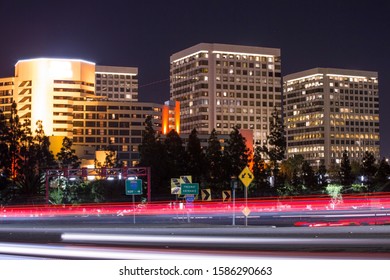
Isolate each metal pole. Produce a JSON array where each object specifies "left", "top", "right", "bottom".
[
  {"left": 232, "top": 186, "right": 236, "bottom": 226},
  {"left": 231, "top": 177, "right": 237, "bottom": 226},
  {"left": 132, "top": 194, "right": 136, "bottom": 224},
  {"left": 245, "top": 184, "right": 248, "bottom": 227},
  {"left": 45, "top": 171, "right": 49, "bottom": 205},
  {"left": 147, "top": 167, "right": 151, "bottom": 202}
]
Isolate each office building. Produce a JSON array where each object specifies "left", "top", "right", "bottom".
[
  {"left": 284, "top": 67, "right": 380, "bottom": 167},
  {"left": 170, "top": 43, "right": 282, "bottom": 145},
  {"left": 0, "top": 58, "right": 179, "bottom": 167},
  {"left": 95, "top": 65, "right": 138, "bottom": 101}
]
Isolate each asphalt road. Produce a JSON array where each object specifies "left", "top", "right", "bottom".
[{"left": 1, "top": 210, "right": 390, "bottom": 259}]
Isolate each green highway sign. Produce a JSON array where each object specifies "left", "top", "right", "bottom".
[
  {"left": 125, "top": 179, "right": 143, "bottom": 195},
  {"left": 181, "top": 183, "right": 199, "bottom": 195}
]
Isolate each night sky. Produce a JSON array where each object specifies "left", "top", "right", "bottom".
[{"left": 0, "top": 0, "right": 389, "bottom": 155}]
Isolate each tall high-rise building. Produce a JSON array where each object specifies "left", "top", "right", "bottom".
[
  {"left": 283, "top": 68, "right": 380, "bottom": 167},
  {"left": 0, "top": 58, "right": 179, "bottom": 167},
  {"left": 170, "top": 43, "right": 281, "bottom": 145}
]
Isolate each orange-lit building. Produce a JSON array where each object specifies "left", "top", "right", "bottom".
[{"left": 0, "top": 58, "right": 179, "bottom": 167}]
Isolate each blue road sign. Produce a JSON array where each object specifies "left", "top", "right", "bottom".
[{"left": 125, "top": 179, "right": 142, "bottom": 195}]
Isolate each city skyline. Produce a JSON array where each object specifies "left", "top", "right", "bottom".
[{"left": 0, "top": 0, "right": 389, "bottom": 156}]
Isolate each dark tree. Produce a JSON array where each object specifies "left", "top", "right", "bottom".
[
  {"left": 223, "top": 126, "right": 250, "bottom": 180},
  {"left": 316, "top": 163, "right": 328, "bottom": 189},
  {"left": 57, "top": 137, "right": 80, "bottom": 169},
  {"left": 260, "top": 107, "right": 286, "bottom": 189},
  {"left": 9, "top": 102, "right": 23, "bottom": 179},
  {"left": 374, "top": 158, "right": 390, "bottom": 190},
  {"left": 253, "top": 146, "right": 271, "bottom": 196},
  {"left": 261, "top": 107, "right": 286, "bottom": 164},
  {"left": 280, "top": 154, "right": 304, "bottom": 183},
  {"left": 361, "top": 151, "right": 377, "bottom": 191},
  {"left": 205, "top": 129, "right": 225, "bottom": 193},
  {"left": 339, "top": 150, "right": 353, "bottom": 187},
  {"left": 15, "top": 120, "right": 56, "bottom": 199},
  {"left": 104, "top": 147, "right": 121, "bottom": 168},
  {"left": 301, "top": 160, "right": 317, "bottom": 193},
  {"left": 0, "top": 109, "right": 11, "bottom": 202},
  {"left": 164, "top": 129, "right": 188, "bottom": 178},
  {"left": 186, "top": 128, "right": 205, "bottom": 184},
  {"left": 139, "top": 116, "right": 168, "bottom": 199}
]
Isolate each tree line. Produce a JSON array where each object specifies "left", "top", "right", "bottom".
[
  {"left": 1, "top": 102, "right": 389, "bottom": 204},
  {"left": 0, "top": 102, "right": 82, "bottom": 204},
  {"left": 138, "top": 108, "right": 287, "bottom": 199},
  {"left": 139, "top": 108, "right": 390, "bottom": 200}
]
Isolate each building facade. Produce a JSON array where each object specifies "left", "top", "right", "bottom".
[
  {"left": 0, "top": 58, "right": 179, "bottom": 167},
  {"left": 170, "top": 43, "right": 282, "bottom": 145},
  {"left": 95, "top": 65, "right": 138, "bottom": 101},
  {"left": 284, "top": 68, "right": 380, "bottom": 168}
]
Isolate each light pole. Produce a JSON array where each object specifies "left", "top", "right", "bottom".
[{"left": 231, "top": 175, "right": 237, "bottom": 226}]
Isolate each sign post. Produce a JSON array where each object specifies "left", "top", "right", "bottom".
[
  {"left": 180, "top": 181, "right": 198, "bottom": 224},
  {"left": 230, "top": 177, "right": 237, "bottom": 226},
  {"left": 125, "top": 179, "right": 143, "bottom": 224},
  {"left": 239, "top": 166, "right": 254, "bottom": 227}
]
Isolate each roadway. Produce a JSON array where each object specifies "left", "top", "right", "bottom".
[{"left": 1, "top": 209, "right": 390, "bottom": 259}]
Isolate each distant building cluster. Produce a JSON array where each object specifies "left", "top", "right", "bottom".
[{"left": 0, "top": 43, "right": 380, "bottom": 168}]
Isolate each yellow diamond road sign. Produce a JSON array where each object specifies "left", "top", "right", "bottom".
[
  {"left": 242, "top": 207, "right": 251, "bottom": 217},
  {"left": 239, "top": 166, "right": 254, "bottom": 188}
]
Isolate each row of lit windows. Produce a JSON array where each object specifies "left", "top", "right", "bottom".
[
  {"left": 330, "top": 95, "right": 379, "bottom": 102},
  {"left": 0, "top": 90, "right": 13, "bottom": 96},
  {"left": 215, "top": 84, "right": 281, "bottom": 92},
  {"left": 216, "top": 100, "right": 279, "bottom": 107},
  {"left": 0, "top": 81, "right": 14, "bottom": 86},
  {"left": 95, "top": 93, "right": 137, "bottom": 100},
  {"left": 329, "top": 82, "right": 377, "bottom": 88},
  {"left": 287, "top": 120, "right": 324, "bottom": 129},
  {"left": 217, "top": 114, "right": 267, "bottom": 123},
  {"left": 172, "top": 52, "right": 209, "bottom": 66},
  {"left": 171, "top": 61, "right": 208, "bottom": 75},
  {"left": 96, "top": 86, "right": 136, "bottom": 93},
  {"left": 287, "top": 113, "right": 324, "bottom": 123},
  {"left": 216, "top": 84, "right": 280, "bottom": 92},
  {"left": 331, "top": 145, "right": 378, "bottom": 152},
  {"left": 291, "top": 133, "right": 324, "bottom": 141},
  {"left": 96, "top": 80, "right": 136, "bottom": 87},
  {"left": 331, "top": 127, "right": 379, "bottom": 134},
  {"left": 73, "top": 129, "right": 136, "bottom": 136},
  {"left": 331, "top": 140, "right": 379, "bottom": 146},
  {"left": 288, "top": 146, "right": 325, "bottom": 153},
  {"left": 328, "top": 76, "right": 377, "bottom": 83},
  {"left": 330, "top": 120, "right": 379, "bottom": 127},
  {"left": 219, "top": 115, "right": 269, "bottom": 123},
  {"left": 216, "top": 123, "right": 260, "bottom": 130},
  {"left": 216, "top": 61, "right": 278, "bottom": 71},
  {"left": 216, "top": 76, "right": 280, "bottom": 85},
  {"left": 0, "top": 98, "right": 12, "bottom": 104},
  {"left": 216, "top": 92, "right": 280, "bottom": 99},
  {"left": 330, "top": 103, "right": 378, "bottom": 110},
  {"left": 330, "top": 114, "right": 379, "bottom": 121},
  {"left": 216, "top": 68, "right": 280, "bottom": 77},
  {"left": 286, "top": 74, "right": 323, "bottom": 84},
  {"left": 215, "top": 53, "right": 276, "bottom": 63},
  {"left": 96, "top": 74, "right": 136, "bottom": 80},
  {"left": 330, "top": 133, "right": 379, "bottom": 140}
]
